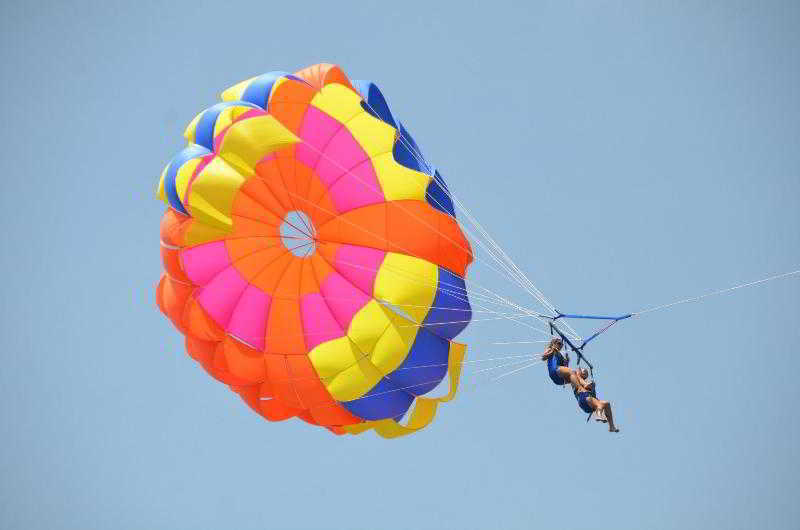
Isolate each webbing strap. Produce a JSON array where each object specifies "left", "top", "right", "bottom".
[
  {"left": 546, "top": 311, "right": 633, "bottom": 371},
  {"left": 549, "top": 321, "right": 594, "bottom": 376},
  {"left": 555, "top": 313, "right": 632, "bottom": 321}
]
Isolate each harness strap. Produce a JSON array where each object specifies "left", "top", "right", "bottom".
[
  {"left": 586, "top": 383, "right": 597, "bottom": 422},
  {"left": 550, "top": 323, "right": 593, "bottom": 376}
]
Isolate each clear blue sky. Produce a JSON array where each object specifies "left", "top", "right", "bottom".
[{"left": 2, "top": 1, "right": 798, "bottom": 529}]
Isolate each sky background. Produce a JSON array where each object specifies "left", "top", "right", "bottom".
[{"left": 1, "top": 1, "right": 798, "bottom": 529}]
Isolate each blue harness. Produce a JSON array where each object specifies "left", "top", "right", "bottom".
[
  {"left": 546, "top": 352, "right": 569, "bottom": 386},
  {"left": 574, "top": 383, "right": 597, "bottom": 419}
]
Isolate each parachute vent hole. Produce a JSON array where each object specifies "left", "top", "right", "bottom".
[{"left": 280, "top": 210, "right": 316, "bottom": 257}]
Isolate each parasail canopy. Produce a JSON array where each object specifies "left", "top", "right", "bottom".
[{"left": 156, "top": 64, "right": 474, "bottom": 437}]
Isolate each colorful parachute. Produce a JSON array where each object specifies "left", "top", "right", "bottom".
[{"left": 156, "top": 64, "right": 473, "bottom": 437}]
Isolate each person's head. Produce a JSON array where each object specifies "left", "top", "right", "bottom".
[
  {"left": 579, "top": 368, "right": 589, "bottom": 380},
  {"left": 548, "top": 337, "right": 563, "bottom": 351}
]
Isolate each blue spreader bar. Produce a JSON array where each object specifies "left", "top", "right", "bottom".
[
  {"left": 555, "top": 313, "right": 633, "bottom": 321},
  {"left": 546, "top": 312, "right": 634, "bottom": 375}
]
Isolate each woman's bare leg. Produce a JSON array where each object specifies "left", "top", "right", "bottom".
[
  {"left": 589, "top": 398, "right": 619, "bottom": 432},
  {"left": 600, "top": 401, "right": 619, "bottom": 432}
]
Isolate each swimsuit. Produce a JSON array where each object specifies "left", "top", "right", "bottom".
[
  {"left": 547, "top": 353, "right": 568, "bottom": 385},
  {"left": 575, "top": 391, "right": 593, "bottom": 414}
]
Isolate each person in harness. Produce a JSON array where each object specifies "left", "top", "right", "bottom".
[
  {"left": 572, "top": 367, "right": 620, "bottom": 433},
  {"left": 540, "top": 337, "right": 575, "bottom": 386}
]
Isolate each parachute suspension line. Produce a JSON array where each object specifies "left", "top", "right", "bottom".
[
  {"left": 297, "top": 139, "right": 543, "bottom": 304},
  {"left": 221, "top": 267, "right": 800, "bottom": 348},
  {"left": 291, "top": 103, "right": 586, "bottom": 340},
  {"left": 307, "top": 98, "right": 800, "bottom": 400},
  {"left": 206, "top": 246, "right": 557, "bottom": 344},
  {"left": 257, "top": 352, "right": 539, "bottom": 387},
  {"left": 449, "top": 191, "right": 582, "bottom": 339},
  {"left": 275, "top": 216, "right": 554, "bottom": 339},
  {"left": 384, "top": 121, "right": 580, "bottom": 339},
  {"left": 275, "top": 182, "right": 516, "bottom": 309},
  {"left": 331, "top": 252, "right": 528, "bottom": 311},
  {"left": 399, "top": 314, "right": 548, "bottom": 328},
  {"left": 491, "top": 340, "right": 552, "bottom": 345},
  {"left": 340, "top": 256, "right": 546, "bottom": 333},
  {"left": 393, "top": 353, "right": 532, "bottom": 371},
  {"left": 471, "top": 357, "right": 536, "bottom": 375},
  {"left": 331, "top": 255, "right": 553, "bottom": 337},
  {"left": 385, "top": 121, "right": 544, "bottom": 297},
  {"left": 363, "top": 137, "right": 575, "bottom": 337},
  {"left": 357, "top": 98, "right": 570, "bottom": 323},
  {"left": 287, "top": 127, "right": 556, "bottom": 328},
  {"left": 492, "top": 361, "right": 541, "bottom": 380},
  {"left": 632, "top": 269, "right": 800, "bottom": 316},
  {"left": 429, "top": 188, "right": 558, "bottom": 316},
  {"left": 211, "top": 239, "right": 550, "bottom": 342},
  {"left": 262, "top": 357, "right": 549, "bottom": 412},
  {"left": 447, "top": 188, "right": 556, "bottom": 313},
  {"left": 269, "top": 301, "right": 554, "bottom": 314},
  {"left": 532, "top": 268, "right": 800, "bottom": 369},
  {"left": 465, "top": 280, "right": 581, "bottom": 340},
  {"left": 278, "top": 185, "right": 552, "bottom": 334},
  {"left": 418, "top": 167, "right": 562, "bottom": 321}
]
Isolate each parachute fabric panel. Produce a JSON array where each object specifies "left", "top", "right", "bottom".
[
  {"left": 155, "top": 63, "right": 473, "bottom": 437},
  {"left": 343, "top": 342, "right": 467, "bottom": 438}
]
